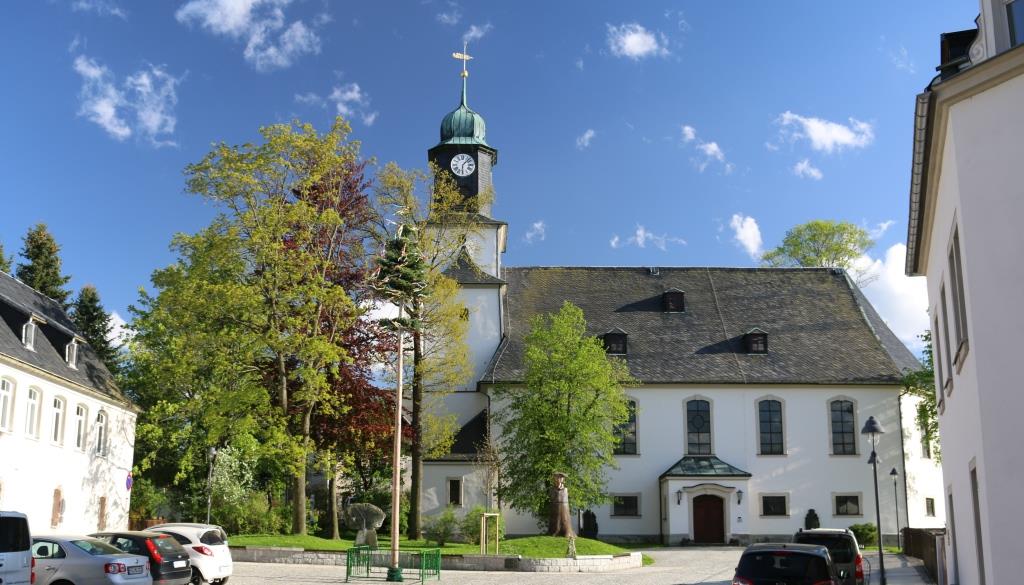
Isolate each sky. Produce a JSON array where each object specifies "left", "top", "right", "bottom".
[{"left": 0, "top": 0, "right": 980, "bottom": 353}]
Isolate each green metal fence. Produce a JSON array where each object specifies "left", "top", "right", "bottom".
[
  {"left": 345, "top": 545, "right": 372, "bottom": 582},
  {"left": 418, "top": 548, "right": 441, "bottom": 581}
]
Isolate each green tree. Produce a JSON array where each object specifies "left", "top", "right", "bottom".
[
  {"left": 0, "top": 242, "right": 12, "bottom": 273},
  {"left": 183, "top": 118, "right": 362, "bottom": 534},
  {"left": 902, "top": 330, "right": 940, "bottom": 460},
  {"left": 71, "top": 285, "right": 121, "bottom": 374},
  {"left": 375, "top": 163, "right": 481, "bottom": 539},
  {"left": 493, "top": 301, "right": 633, "bottom": 523},
  {"left": 761, "top": 220, "right": 876, "bottom": 285},
  {"left": 16, "top": 223, "right": 72, "bottom": 306}
]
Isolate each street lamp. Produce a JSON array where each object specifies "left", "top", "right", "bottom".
[
  {"left": 890, "top": 467, "right": 900, "bottom": 552},
  {"left": 861, "top": 416, "right": 886, "bottom": 585},
  {"left": 206, "top": 446, "right": 218, "bottom": 524}
]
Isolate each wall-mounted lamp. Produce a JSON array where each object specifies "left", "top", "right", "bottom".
[
  {"left": 736, "top": 489, "right": 744, "bottom": 505},
  {"left": 676, "top": 489, "right": 684, "bottom": 505}
]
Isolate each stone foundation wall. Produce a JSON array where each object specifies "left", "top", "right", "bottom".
[{"left": 230, "top": 547, "right": 643, "bottom": 572}]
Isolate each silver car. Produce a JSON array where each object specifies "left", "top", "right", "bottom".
[{"left": 32, "top": 536, "right": 152, "bottom": 585}]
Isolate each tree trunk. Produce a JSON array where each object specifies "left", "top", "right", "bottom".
[
  {"left": 292, "top": 470, "right": 306, "bottom": 535},
  {"left": 329, "top": 473, "right": 340, "bottom": 539},
  {"left": 407, "top": 318, "right": 424, "bottom": 540}
]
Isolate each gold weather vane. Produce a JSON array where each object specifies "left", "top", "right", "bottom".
[{"left": 452, "top": 42, "right": 473, "bottom": 78}]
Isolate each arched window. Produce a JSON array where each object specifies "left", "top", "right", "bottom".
[
  {"left": 686, "top": 399, "right": 712, "bottom": 455},
  {"left": 51, "top": 397, "right": 66, "bottom": 444},
  {"left": 26, "top": 387, "right": 41, "bottom": 437},
  {"left": 0, "top": 378, "right": 13, "bottom": 432},
  {"left": 830, "top": 399, "right": 857, "bottom": 455},
  {"left": 758, "top": 399, "right": 784, "bottom": 455},
  {"left": 614, "top": 400, "right": 638, "bottom": 455},
  {"left": 74, "top": 405, "right": 88, "bottom": 450},
  {"left": 95, "top": 411, "right": 108, "bottom": 456}
]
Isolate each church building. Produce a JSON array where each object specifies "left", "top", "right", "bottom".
[{"left": 421, "top": 62, "right": 942, "bottom": 545}]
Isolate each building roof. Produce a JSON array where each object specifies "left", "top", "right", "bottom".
[
  {"left": 438, "top": 78, "right": 490, "bottom": 148},
  {"left": 0, "top": 271, "right": 130, "bottom": 406},
  {"left": 481, "top": 267, "right": 920, "bottom": 386},
  {"left": 428, "top": 409, "right": 488, "bottom": 462},
  {"left": 443, "top": 248, "right": 505, "bottom": 285},
  {"left": 659, "top": 455, "right": 752, "bottom": 478}
]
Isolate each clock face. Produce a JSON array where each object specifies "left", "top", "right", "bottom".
[{"left": 450, "top": 153, "right": 476, "bottom": 177}]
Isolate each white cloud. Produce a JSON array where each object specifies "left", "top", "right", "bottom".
[
  {"left": 575, "top": 58, "right": 584, "bottom": 71},
  {"left": 176, "top": 0, "right": 321, "bottom": 72},
  {"left": 73, "top": 55, "right": 181, "bottom": 146},
  {"left": 524, "top": 220, "right": 546, "bottom": 244},
  {"left": 576, "top": 128, "right": 596, "bottom": 149},
  {"left": 681, "top": 125, "right": 696, "bottom": 142},
  {"left": 777, "top": 111, "right": 874, "bottom": 153},
  {"left": 730, "top": 213, "right": 763, "bottom": 260},
  {"left": 857, "top": 244, "right": 929, "bottom": 352},
  {"left": 890, "top": 45, "right": 916, "bottom": 74},
  {"left": 606, "top": 23, "right": 669, "bottom": 60},
  {"left": 698, "top": 141, "right": 725, "bottom": 163},
  {"left": 68, "top": 34, "right": 86, "bottom": 54},
  {"left": 107, "top": 311, "right": 134, "bottom": 345},
  {"left": 295, "top": 82, "right": 378, "bottom": 126},
  {"left": 868, "top": 219, "right": 896, "bottom": 240},
  {"left": 436, "top": 3, "right": 461, "bottom": 25},
  {"left": 793, "top": 158, "right": 823, "bottom": 180},
  {"left": 71, "top": 0, "right": 126, "bottom": 19},
  {"left": 462, "top": 23, "right": 493, "bottom": 44},
  {"left": 609, "top": 224, "right": 686, "bottom": 251}
]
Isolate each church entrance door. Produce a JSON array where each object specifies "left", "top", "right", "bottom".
[{"left": 692, "top": 494, "right": 725, "bottom": 544}]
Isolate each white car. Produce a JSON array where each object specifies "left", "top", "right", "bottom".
[
  {"left": 0, "top": 511, "right": 32, "bottom": 585},
  {"left": 147, "top": 524, "right": 231, "bottom": 585}
]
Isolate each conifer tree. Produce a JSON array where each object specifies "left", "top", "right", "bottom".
[
  {"left": 0, "top": 243, "right": 12, "bottom": 273},
  {"left": 15, "top": 223, "right": 72, "bottom": 306},
  {"left": 72, "top": 285, "right": 120, "bottom": 374}
]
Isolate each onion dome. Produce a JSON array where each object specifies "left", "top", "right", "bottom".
[{"left": 439, "top": 78, "right": 489, "bottom": 147}]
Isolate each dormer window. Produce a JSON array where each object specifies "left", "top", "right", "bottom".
[
  {"left": 744, "top": 329, "right": 768, "bottom": 354},
  {"left": 66, "top": 340, "right": 79, "bottom": 369},
  {"left": 662, "top": 289, "right": 686, "bottom": 312},
  {"left": 22, "top": 320, "right": 37, "bottom": 351},
  {"left": 603, "top": 329, "right": 628, "bottom": 355}
]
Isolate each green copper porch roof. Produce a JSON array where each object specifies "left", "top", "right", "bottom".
[
  {"left": 438, "top": 78, "right": 490, "bottom": 147},
  {"left": 659, "top": 456, "right": 752, "bottom": 479}
]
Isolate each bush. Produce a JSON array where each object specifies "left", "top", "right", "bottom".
[
  {"left": 849, "top": 523, "right": 877, "bottom": 546},
  {"left": 459, "top": 506, "right": 504, "bottom": 545},
  {"left": 426, "top": 506, "right": 459, "bottom": 546},
  {"left": 215, "top": 491, "right": 290, "bottom": 535}
]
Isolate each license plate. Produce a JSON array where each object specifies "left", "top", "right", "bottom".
[
  {"left": 128, "top": 565, "right": 143, "bottom": 574},
  {"left": 173, "top": 560, "right": 187, "bottom": 568}
]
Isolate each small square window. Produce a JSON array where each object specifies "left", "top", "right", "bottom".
[
  {"left": 744, "top": 331, "right": 768, "bottom": 354},
  {"left": 926, "top": 497, "right": 936, "bottom": 517},
  {"left": 834, "top": 494, "right": 861, "bottom": 516},
  {"left": 447, "top": 478, "right": 462, "bottom": 507},
  {"left": 612, "top": 495, "right": 639, "bottom": 517},
  {"left": 604, "top": 332, "right": 627, "bottom": 355},
  {"left": 663, "top": 290, "right": 685, "bottom": 312},
  {"left": 761, "top": 495, "right": 788, "bottom": 517}
]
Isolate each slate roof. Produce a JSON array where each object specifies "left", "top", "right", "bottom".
[
  {"left": 481, "top": 267, "right": 920, "bottom": 386},
  {"left": 0, "top": 272, "right": 130, "bottom": 406},
  {"left": 659, "top": 456, "right": 752, "bottom": 478},
  {"left": 427, "top": 409, "right": 487, "bottom": 462},
  {"left": 443, "top": 248, "right": 505, "bottom": 285}
]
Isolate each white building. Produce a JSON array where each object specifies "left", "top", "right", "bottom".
[
  {"left": 420, "top": 69, "right": 940, "bottom": 545},
  {"left": 0, "top": 272, "right": 137, "bottom": 534},
  {"left": 905, "top": 2, "right": 1024, "bottom": 582}
]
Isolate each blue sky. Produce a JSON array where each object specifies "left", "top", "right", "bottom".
[{"left": 0, "top": 1, "right": 978, "bottom": 351}]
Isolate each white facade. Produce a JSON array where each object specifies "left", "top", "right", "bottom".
[
  {"left": 905, "top": 7, "right": 1024, "bottom": 583},
  {"left": 0, "top": 358, "right": 137, "bottom": 535}
]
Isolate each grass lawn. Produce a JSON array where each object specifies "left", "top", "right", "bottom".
[{"left": 230, "top": 534, "right": 654, "bottom": 564}]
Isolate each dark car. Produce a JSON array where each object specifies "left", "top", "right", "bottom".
[
  {"left": 793, "top": 528, "right": 864, "bottom": 585},
  {"left": 732, "top": 543, "right": 844, "bottom": 585},
  {"left": 91, "top": 531, "right": 190, "bottom": 585}
]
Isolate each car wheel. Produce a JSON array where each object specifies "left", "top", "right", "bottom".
[{"left": 190, "top": 567, "right": 209, "bottom": 585}]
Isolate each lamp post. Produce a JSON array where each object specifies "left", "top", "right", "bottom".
[
  {"left": 861, "top": 416, "right": 886, "bottom": 585},
  {"left": 205, "top": 446, "right": 217, "bottom": 524},
  {"left": 890, "top": 467, "right": 900, "bottom": 552}
]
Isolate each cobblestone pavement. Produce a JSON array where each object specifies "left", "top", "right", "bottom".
[{"left": 229, "top": 548, "right": 929, "bottom": 585}]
